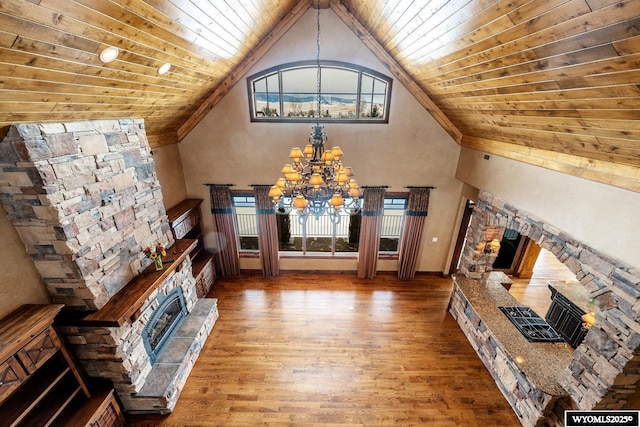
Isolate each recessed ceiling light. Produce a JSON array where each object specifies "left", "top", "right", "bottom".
[
  {"left": 157, "top": 63, "right": 171, "bottom": 75},
  {"left": 99, "top": 46, "right": 119, "bottom": 63}
]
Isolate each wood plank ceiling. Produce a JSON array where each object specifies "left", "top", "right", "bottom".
[{"left": 0, "top": 0, "right": 638, "bottom": 191}]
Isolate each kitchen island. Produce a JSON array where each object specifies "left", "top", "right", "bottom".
[{"left": 449, "top": 275, "right": 575, "bottom": 426}]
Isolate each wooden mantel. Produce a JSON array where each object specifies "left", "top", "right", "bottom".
[{"left": 81, "top": 239, "right": 197, "bottom": 327}]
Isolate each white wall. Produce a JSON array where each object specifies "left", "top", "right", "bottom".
[
  {"left": 178, "top": 8, "right": 462, "bottom": 272},
  {"left": 152, "top": 143, "right": 188, "bottom": 210},
  {"left": 456, "top": 147, "right": 640, "bottom": 268},
  {"left": 0, "top": 205, "right": 50, "bottom": 318}
]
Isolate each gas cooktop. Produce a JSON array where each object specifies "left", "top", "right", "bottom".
[{"left": 499, "top": 306, "right": 565, "bottom": 343}]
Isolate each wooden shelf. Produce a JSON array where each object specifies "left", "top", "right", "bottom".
[
  {"left": 81, "top": 239, "right": 197, "bottom": 327},
  {"left": 193, "top": 251, "right": 213, "bottom": 276},
  {"left": 192, "top": 251, "right": 215, "bottom": 298},
  {"left": 167, "top": 198, "right": 216, "bottom": 298},
  {"left": 16, "top": 372, "right": 82, "bottom": 427},
  {"left": 166, "top": 199, "right": 203, "bottom": 226},
  {"left": 167, "top": 199, "right": 205, "bottom": 258},
  {"left": 2, "top": 354, "right": 70, "bottom": 424}
]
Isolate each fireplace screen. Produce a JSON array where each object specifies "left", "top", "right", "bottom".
[{"left": 142, "top": 288, "right": 187, "bottom": 363}]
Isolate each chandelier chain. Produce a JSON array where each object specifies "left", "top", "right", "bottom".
[
  {"left": 269, "top": 0, "right": 362, "bottom": 234},
  {"left": 316, "top": 3, "right": 321, "bottom": 122}
]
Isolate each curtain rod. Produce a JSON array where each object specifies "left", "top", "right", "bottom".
[
  {"left": 405, "top": 186, "right": 436, "bottom": 189},
  {"left": 203, "top": 183, "right": 234, "bottom": 187}
]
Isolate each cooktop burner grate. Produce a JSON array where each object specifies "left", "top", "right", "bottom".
[{"left": 499, "top": 306, "right": 564, "bottom": 343}]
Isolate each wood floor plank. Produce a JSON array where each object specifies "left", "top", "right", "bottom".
[{"left": 128, "top": 273, "right": 521, "bottom": 426}]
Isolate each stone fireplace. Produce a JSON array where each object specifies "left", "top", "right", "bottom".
[
  {"left": 143, "top": 287, "right": 188, "bottom": 364},
  {"left": 451, "top": 190, "right": 640, "bottom": 425},
  {"left": 0, "top": 119, "right": 218, "bottom": 413}
]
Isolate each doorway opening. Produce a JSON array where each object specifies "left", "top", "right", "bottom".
[{"left": 508, "top": 246, "right": 577, "bottom": 319}]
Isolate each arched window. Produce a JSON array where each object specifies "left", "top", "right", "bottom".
[{"left": 247, "top": 61, "right": 392, "bottom": 123}]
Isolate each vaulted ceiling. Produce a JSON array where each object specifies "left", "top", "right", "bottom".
[{"left": 0, "top": 0, "right": 638, "bottom": 191}]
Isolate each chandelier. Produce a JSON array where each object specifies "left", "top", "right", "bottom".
[{"left": 268, "top": 3, "right": 362, "bottom": 221}]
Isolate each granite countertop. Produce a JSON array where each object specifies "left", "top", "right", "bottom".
[
  {"left": 454, "top": 276, "right": 575, "bottom": 396},
  {"left": 548, "top": 280, "right": 598, "bottom": 314}
]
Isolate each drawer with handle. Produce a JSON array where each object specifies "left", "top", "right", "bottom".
[{"left": 16, "top": 327, "right": 61, "bottom": 374}]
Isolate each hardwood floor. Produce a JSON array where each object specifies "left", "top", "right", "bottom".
[
  {"left": 509, "top": 248, "right": 578, "bottom": 318},
  {"left": 128, "top": 273, "right": 520, "bottom": 426}
]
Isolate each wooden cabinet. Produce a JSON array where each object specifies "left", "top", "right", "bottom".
[
  {"left": 167, "top": 199, "right": 216, "bottom": 297},
  {"left": 0, "top": 305, "right": 89, "bottom": 426},
  {"left": 59, "top": 387, "right": 125, "bottom": 427},
  {"left": 0, "top": 305, "right": 125, "bottom": 427},
  {"left": 0, "top": 356, "right": 27, "bottom": 403},
  {"left": 546, "top": 286, "right": 589, "bottom": 348}
]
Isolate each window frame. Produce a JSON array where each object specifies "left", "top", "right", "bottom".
[
  {"left": 232, "top": 191, "right": 259, "bottom": 253},
  {"left": 231, "top": 191, "right": 408, "bottom": 257},
  {"left": 379, "top": 193, "right": 407, "bottom": 255},
  {"left": 246, "top": 60, "right": 392, "bottom": 124}
]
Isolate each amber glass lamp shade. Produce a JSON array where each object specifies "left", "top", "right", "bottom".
[
  {"left": 303, "top": 144, "right": 314, "bottom": 159},
  {"left": 348, "top": 187, "right": 362, "bottom": 198},
  {"left": 336, "top": 171, "right": 349, "bottom": 184},
  {"left": 292, "top": 194, "right": 308, "bottom": 211},
  {"left": 329, "top": 193, "right": 344, "bottom": 208},
  {"left": 281, "top": 164, "right": 293, "bottom": 174},
  {"left": 289, "top": 147, "right": 303, "bottom": 163},
  {"left": 320, "top": 151, "right": 334, "bottom": 165},
  {"left": 309, "top": 172, "right": 324, "bottom": 189},
  {"left": 268, "top": 186, "right": 283, "bottom": 199},
  {"left": 331, "top": 146, "right": 344, "bottom": 159},
  {"left": 286, "top": 171, "right": 301, "bottom": 183}
]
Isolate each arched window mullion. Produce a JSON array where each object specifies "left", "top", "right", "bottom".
[
  {"left": 278, "top": 70, "right": 284, "bottom": 120},
  {"left": 264, "top": 76, "right": 271, "bottom": 116},
  {"left": 356, "top": 70, "right": 362, "bottom": 118},
  {"left": 368, "top": 75, "right": 375, "bottom": 118}
]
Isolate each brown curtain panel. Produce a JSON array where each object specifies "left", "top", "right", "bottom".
[
  {"left": 357, "top": 187, "right": 386, "bottom": 279},
  {"left": 208, "top": 184, "right": 240, "bottom": 276},
  {"left": 397, "top": 187, "right": 432, "bottom": 280},
  {"left": 253, "top": 185, "right": 280, "bottom": 276}
]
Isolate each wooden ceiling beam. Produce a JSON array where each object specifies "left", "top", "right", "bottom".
[
  {"left": 177, "top": 0, "right": 312, "bottom": 141},
  {"left": 312, "top": 0, "right": 330, "bottom": 8},
  {"left": 328, "top": 0, "right": 463, "bottom": 144}
]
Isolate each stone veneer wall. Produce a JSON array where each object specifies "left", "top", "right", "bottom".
[
  {"left": 0, "top": 119, "right": 173, "bottom": 310},
  {"left": 60, "top": 256, "right": 200, "bottom": 411},
  {"left": 458, "top": 190, "right": 640, "bottom": 412}
]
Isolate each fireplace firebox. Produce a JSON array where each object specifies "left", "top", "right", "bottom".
[{"left": 143, "top": 288, "right": 187, "bottom": 364}]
